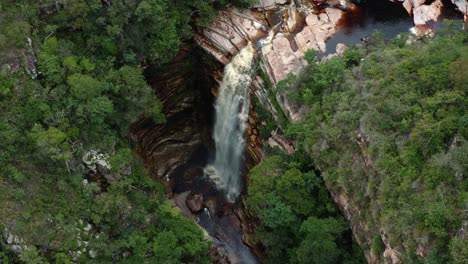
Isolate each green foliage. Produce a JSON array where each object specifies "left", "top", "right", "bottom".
[
  {"left": 278, "top": 52, "right": 346, "bottom": 106},
  {"left": 107, "top": 65, "right": 165, "bottom": 133},
  {"left": 68, "top": 74, "right": 103, "bottom": 100},
  {"left": 283, "top": 27, "right": 467, "bottom": 262},
  {"left": 294, "top": 217, "right": 346, "bottom": 264},
  {"left": 19, "top": 247, "right": 45, "bottom": 264},
  {"left": 371, "top": 236, "right": 385, "bottom": 259},
  {"left": 247, "top": 154, "right": 364, "bottom": 263},
  {"left": 343, "top": 47, "right": 364, "bottom": 67},
  {"left": 31, "top": 125, "right": 73, "bottom": 162},
  {"left": 0, "top": 0, "right": 257, "bottom": 261},
  {"left": 449, "top": 237, "right": 468, "bottom": 263},
  {"left": 253, "top": 96, "right": 277, "bottom": 140},
  {"left": 259, "top": 193, "right": 298, "bottom": 228},
  {"left": 153, "top": 231, "right": 183, "bottom": 263},
  {"left": 109, "top": 148, "right": 132, "bottom": 173}
]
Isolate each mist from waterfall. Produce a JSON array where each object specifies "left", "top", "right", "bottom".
[{"left": 205, "top": 44, "right": 255, "bottom": 202}]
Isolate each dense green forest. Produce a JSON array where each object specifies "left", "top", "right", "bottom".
[
  {"left": 0, "top": 0, "right": 252, "bottom": 262},
  {"left": 248, "top": 23, "right": 467, "bottom": 263},
  {"left": 246, "top": 152, "right": 366, "bottom": 264}
]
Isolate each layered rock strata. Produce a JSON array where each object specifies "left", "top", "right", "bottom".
[
  {"left": 130, "top": 45, "right": 215, "bottom": 185},
  {"left": 196, "top": 1, "right": 348, "bottom": 121}
]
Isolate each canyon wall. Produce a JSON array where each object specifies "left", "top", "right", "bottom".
[
  {"left": 194, "top": 0, "right": 465, "bottom": 263},
  {"left": 130, "top": 45, "right": 215, "bottom": 187},
  {"left": 131, "top": 0, "right": 464, "bottom": 263}
]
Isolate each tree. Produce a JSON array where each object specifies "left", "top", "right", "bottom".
[
  {"left": 247, "top": 155, "right": 283, "bottom": 214},
  {"left": 107, "top": 66, "right": 164, "bottom": 134},
  {"left": 276, "top": 167, "right": 316, "bottom": 216},
  {"left": 31, "top": 125, "right": 72, "bottom": 163},
  {"left": 259, "top": 193, "right": 298, "bottom": 229},
  {"left": 294, "top": 217, "right": 346, "bottom": 264},
  {"left": 153, "top": 231, "right": 183, "bottom": 263},
  {"left": 19, "top": 246, "right": 45, "bottom": 264},
  {"left": 67, "top": 74, "right": 103, "bottom": 100}
]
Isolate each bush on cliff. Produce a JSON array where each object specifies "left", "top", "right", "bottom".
[{"left": 264, "top": 23, "right": 467, "bottom": 262}]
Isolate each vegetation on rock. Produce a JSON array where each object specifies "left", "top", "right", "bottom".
[
  {"left": 0, "top": 0, "right": 254, "bottom": 262},
  {"left": 249, "top": 22, "right": 467, "bottom": 263},
  {"left": 246, "top": 152, "right": 365, "bottom": 263}
]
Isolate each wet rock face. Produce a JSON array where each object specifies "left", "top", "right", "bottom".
[
  {"left": 245, "top": 102, "right": 263, "bottom": 171},
  {"left": 186, "top": 193, "right": 204, "bottom": 213},
  {"left": 195, "top": 3, "right": 346, "bottom": 84},
  {"left": 194, "top": 8, "right": 269, "bottom": 64},
  {"left": 130, "top": 45, "right": 217, "bottom": 185},
  {"left": 196, "top": 2, "right": 350, "bottom": 122}
]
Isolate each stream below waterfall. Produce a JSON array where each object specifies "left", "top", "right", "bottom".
[{"left": 170, "top": 1, "right": 463, "bottom": 263}]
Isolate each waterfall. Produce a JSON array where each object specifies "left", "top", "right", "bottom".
[{"left": 205, "top": 44, "right": 255, "bottom": 202}]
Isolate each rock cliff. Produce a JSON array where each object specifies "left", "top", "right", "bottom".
[
  {"left": 196, "top": 1, "right": 349, "bottom": 121},
  {"left": 194, "top": 1, "right": 466, "bottom": 263},
  {"left": 130, "top": 44, "right": 264, "bottom": 263},
  {"left": 130, "top": 0, "right": 465, "bottom": 263},
  {"left": 130, "top": 45, "right": 214, "bottom": 186}
]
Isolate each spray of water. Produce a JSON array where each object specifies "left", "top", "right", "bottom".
[{"left": 205, "top": 44, "right": 255, "bottom": 202}]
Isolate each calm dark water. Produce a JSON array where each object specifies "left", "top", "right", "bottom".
[
  {"left": 325, "top": 0, "right": 414, "bottom": 54},
  {"left": 325, "top": 0, "right": 463, "bottom": 54}
]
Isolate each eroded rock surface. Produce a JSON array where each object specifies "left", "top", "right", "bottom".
[
  {"left": 131, "top": 45, "right": 215, "bottom": 185},
  {"left": 196, "top": 2, "right": 348, "bottom": 122},
  {"left": 194, "top": 8, "right": 268, "bottom": 64},
  {"left": 412, "top": 0, "right": 443, "bottom": 26},
  {"left": 196, "top": 4, "right": 345, "bottom": 84},
  {"left": 186, "top": 192, "right": 204, "bottom": 213}
]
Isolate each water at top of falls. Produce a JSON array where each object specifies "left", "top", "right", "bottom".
[{"left": 205, "top": 44, "right": 255, "bottom": 203}]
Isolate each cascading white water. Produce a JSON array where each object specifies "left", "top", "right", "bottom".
[{"left": 205, "top": 44, "right": 255, "bottom": 202}]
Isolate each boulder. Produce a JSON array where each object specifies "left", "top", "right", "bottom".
[
  {"left": 268, "top": 130, "right": 295, "bottom": 154},
  {"left": 261, "top": 35, "right": 306, "bottom": 83},
  {"left": 203, "top": 196, "right": 218, "bottom": 217},
  {"left": 253, "top": 0, "right": 289, "bottom": 10},
  {"left": 276, "top": 92, "right": 307, "bottom": 121},
  {"left": 208, "top": 246, "right": 230, "bottom": 264},
  {"left": 286, "top": 5, "right": 303, "bottom": 32},
  {"left": 413, "top": 0, "right": 443, "bottom": 25},
  {"left": 172, "top": 191, "right": 193, "bottom": 218},
  {"left": 336, "top": 43, "right": 347, "bottom": 56},
  {"left": 401, "top": 0, "right": 427, "bottom": 14},
  {"left": 186, "top": 192, "right": 204, "bottom": 213}
]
